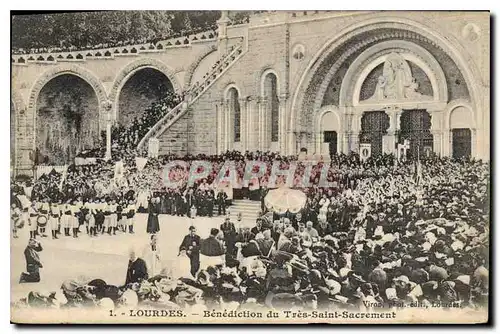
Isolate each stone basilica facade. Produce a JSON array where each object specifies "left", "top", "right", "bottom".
[{"left": 11, "top": 11, "right": 490, "bottom": 176}]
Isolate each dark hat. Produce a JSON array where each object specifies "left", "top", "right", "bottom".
[{"left": 429, "top": 265, "right": 449, "bottom": 281}]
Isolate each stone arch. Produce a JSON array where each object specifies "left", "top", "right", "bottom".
[
  {"left": 223, "top": 84, "right": 242, "bottom": 147},
  {"left": 27, "top": 65, "right": 107, "bottom": 153},
  {"left": 338, "top": 40, "right": 448, "bottom": 108},
  {"left": 444, "top": 99, "right": 475, "bottom": 130},
  {"left": 109, "top": 58, "right": 182, "bottom": 118},
  {"left": 260, "top": 69, "right": 281, "bottom": 145},
  {"left": 28, "top": 64, "right": 107, "bottom": 112},
  {"left": 259, "top": 68, "right": 281, "bottom": 97},
  {"left": 444, "top": 99, "right": 476, "bottom": 158},
  {"left": 223, "top": 83, "right": 242, "bottom": 99},
  {"left": 289, "top": 16, "right": 482, "bottom": 155},
  {"left": 314, "top": 105, "right": 343, "bottom": 154},
  {"left": 11, "top": 91, "right": 26, "bottom": 171},
  {"left": 184, "top": 45, "right": 217, "bottom": 87}
]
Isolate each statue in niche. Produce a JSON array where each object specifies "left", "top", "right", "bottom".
[{"left": 366, "top": 53, "right": 432, "bottom": 102}]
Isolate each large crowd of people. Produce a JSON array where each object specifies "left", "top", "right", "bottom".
[{"left": 11, "top": 149, "right": 490, "bottom": 313}]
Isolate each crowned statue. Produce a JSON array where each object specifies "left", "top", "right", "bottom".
[{"left": 367, "top": 53, "right": 432, "bottom": 102}]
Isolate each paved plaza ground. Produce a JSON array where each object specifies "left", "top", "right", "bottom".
[{"left": 11, "top": 213, "right": 227, "bottom": 302}]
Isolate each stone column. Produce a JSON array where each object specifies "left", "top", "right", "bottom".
[
  {"left": 247, "top": 97, "right": 258, "bottom": 151},
  {"left": 224, "top": 99, "right": 231, "bottom": 151},
  {"left": 315, "top": 129, "right": 322, "bottom": 155},
  {"left": 216, "top": 99, "right": 224, "bottom": 154},
  {"left": 278, "top": 93, "right": 288, "bottom": 153},
  {"left": 471, "top": 128, "right": 477, "bottom": 159},
  {"left": 217, "top": 11, "right": 230, "bottom": 56},
  {"left": 100, "top": 100, "right": 113, "bottom": 160},
  {"left": 259, "top": 97, "right": 269, "bottom": 151},
  {"left": 431, "top": 130, "right": 443, "bottom": 157},
  {"left": 430, "top": 111, "right": 444, "bottom": 157},
  {"left": 239, "top": 97, "right": 248, "bottom": 152},
  {"left": 347, "top": 110, "right": 362, "bottom": 153}
]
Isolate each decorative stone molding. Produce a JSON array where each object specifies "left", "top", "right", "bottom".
[
  {"left": 461, "top": 23, "right": 481, "bottom": 43},
  {"left": 337, "top": 40, "right": 448, "bottom": 109},
  {"left": 100, "top": 100, "right": 113, "bottom": 112},
  {"left": 27, "top": 64, "right": 107, "bottom": 111},
  {"left": 108, "top": 58, "right": 181, "bottom": 109},
  {"left": 443, "top": 99, "right": 475, "bottom": 130},
  {"left": 11, "top": 90, "right": 26, "bottom": 115},
  {"left": 223, "top": 83, "right": 242, "bottom": 99},
  {"left": 292, "top": 43, "right": 305, "bottom": 61},
  {"left": 258, "top": 68, "right": 280, "bottom": 97},
  {"left": 173, "top": 66, "right": 185, "bottom": 74},
  {"left": 289, "top": 17, "right": 484, "bottom": 152},
  {"left": 184, "top": 45, "right": 217, "bottom": 87}
]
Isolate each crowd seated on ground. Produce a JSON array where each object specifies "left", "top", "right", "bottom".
[{"left": 11, "top": 151, "right": 489, "bottom": 312}]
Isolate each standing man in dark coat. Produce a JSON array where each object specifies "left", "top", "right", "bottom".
[
  {"left": 217, "top": 190, "right": 228, "bottom": 216},
  {"left": 179, "top": 226, "right": 201, "bottom": 277},
  {"left": 220, "top": 217, "right": 237, "bottom": 259},
  {"left": 146, "top": 197, "right": 160, "bottom": 234},
  {"left": 259, "top": 186, "right": 269, "bottom": 213},
  {"left": 125, "top": 248, "right": 148, "bottom": 285},
  {"left": 207, "top": 190, "right": 215, "bottom": 217},
  {"left": 185, "top": 188, "right": 195, "bottom": 218},
  {"left": 20, "top": 239, "right": 43, "bottom": 283}
]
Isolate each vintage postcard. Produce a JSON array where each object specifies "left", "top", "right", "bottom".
[{"left": 10, "top": 10, "right": 490, "bottom": 324}]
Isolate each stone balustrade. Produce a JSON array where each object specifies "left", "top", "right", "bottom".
[
  {"left": 136, "top": 42, "right": 245, "bottom": 151},
  {"left": 11, "top": 30, "right": 218, "bottom": 65}
]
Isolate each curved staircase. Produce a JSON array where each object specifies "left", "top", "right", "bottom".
[{"left": 137, "top": 41, "right": 246, "bottom": 153}]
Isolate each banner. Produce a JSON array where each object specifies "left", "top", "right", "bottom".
[
  {"left": 135, "top": 157, "right": 148, "bottom": 172},
  {"left": 148, "top": 138, "right": 160, "bottom": 158},
  {"left": 359, "top": 144, "right": 371, "bottom": 162},
  {"left": 382, "top": 135, "right": 395, "bottom": 155},
  {"left": 114, "top": 161, "right": 125, "bottom": 180}
]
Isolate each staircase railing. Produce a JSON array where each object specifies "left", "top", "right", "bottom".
[{"left": 137, "top": 41, "right": 245, "bottom": 153}]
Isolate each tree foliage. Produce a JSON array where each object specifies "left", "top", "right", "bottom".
[{"left": 11, "top": 11, "right": 222, "bottom": 50}]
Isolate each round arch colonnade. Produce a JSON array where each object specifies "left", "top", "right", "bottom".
[{"left": 12, "top": 58, "right": 182, "bottom": 176}]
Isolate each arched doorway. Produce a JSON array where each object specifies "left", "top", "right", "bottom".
[
  {"left": 118, "top": 68, "right": 174, "bottom": 126},
  {"left": 262, "top": 72, "right": 279, "bottom": 149},
  {"left": 318, "top": 110, "right": 341, "bottom": 157},
  {"left": 399, "top": 109, "right": 433, "bottom": 159},
  {"left": 36, "top": 74, "right": 100, "bottom": 165},
  {"left": 360, "top": 111, "right": 389, "bottom": 156},
  {"left": 449, "top": 106, "right": 473, "bottom": 159},
  {"left": 290, "top": 21, "right": 476, "bottom": 157}
]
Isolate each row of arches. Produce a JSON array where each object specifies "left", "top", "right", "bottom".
[
  {"left": 14, "top": 61, "right": 179, "bottom": 165},
  {"left": 316, "top": 101, "right": 475, "bottom": 160},
  {"left": 222, "top": 71, "right": 280, "bottom": 151}
]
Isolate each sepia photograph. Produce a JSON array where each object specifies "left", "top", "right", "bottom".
[{"left": 9, "top": 9, "right": 490, "bottom": 324}]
